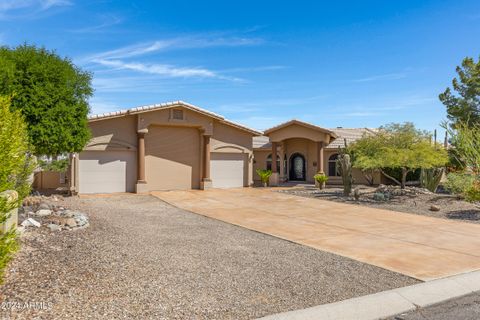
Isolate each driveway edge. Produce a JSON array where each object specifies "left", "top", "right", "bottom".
[{"left": 257, "top": 270, "right": 480, "bottom": 320}]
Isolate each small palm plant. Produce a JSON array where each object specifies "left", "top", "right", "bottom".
[
  {"left": 313, "top": 172, "right": 328, "bottom": 189},
  {"left": 256, "top": 169, "right": 272, "bottom": 187}
]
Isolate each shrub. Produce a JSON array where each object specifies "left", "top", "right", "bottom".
[
  {"left": 0, "top": 96, "right": 34, "bottom": 283},
  {"left": 256, "top": 169, "right": 272, "bottom": 187},
  {"left": 465, "top": 180, "right": 480, "bottom": 203},
  {"left": 444, "top": 173, "right": 475, "bottom": 197},
  {"left": 313, "top": 172, "right": 328, "bottom": 189}
]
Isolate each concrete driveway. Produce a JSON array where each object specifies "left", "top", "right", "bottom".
[{"left": 153, "top": 188, "right": 480, "bottom": 281}]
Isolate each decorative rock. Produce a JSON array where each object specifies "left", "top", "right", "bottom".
[
  {"left": 35, "top": 209, "right": 52, "bottom": 217},
  {"left": 63, "top": 210, "right": 74, "bottom": 218},
  {"left": 47, "top": 223, "right": 61, "bottom": 231},
  {"left": 21, "top": 218, "right": 41, "bottom": 228},
  {"left": 429, "top": 205, "right": 441, "bottom": 212},
  {"left": 38, "top": 202, "right": 50, "bottom": 210},
  {"left": 373, "top": 192, "right": 387, "bottom": 201},
  {"left": 65, "top": 218, "right": 77, "bottom": 228}
]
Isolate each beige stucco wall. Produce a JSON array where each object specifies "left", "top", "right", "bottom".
[
  {"left": 80, "top": 105, "right": 256, "bottom": 193},
  {"left": 86, "top": 115, "right": 138, "bottom": 151}
]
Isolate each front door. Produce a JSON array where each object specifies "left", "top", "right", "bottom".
[{"left": 289, "top": 153, "right": 306, "bottom": 181}]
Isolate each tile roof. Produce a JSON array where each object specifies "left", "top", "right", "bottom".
[
  {"left": 327, "top": 128, "right": 377, "bottom": 149},
  {"left": 253, "top": 127, "right": 376, "bottom": 149},
  {"left": 88, "top": 100, "right": 262, "bottom": 135}
]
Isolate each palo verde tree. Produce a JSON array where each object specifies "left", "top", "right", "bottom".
[
  {"left": 349, "top": 123, "right": 449, "bottom": 189},
  {"left": 439, "top": 56, "right": 480, "bottom": 127},
  {"left": 0, "top": 44, "right": 93, "bottom": 156}
]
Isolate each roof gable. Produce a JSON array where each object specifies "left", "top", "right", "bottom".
[
  {"left": 88, "top": 100, "right": 262, "bottom": 136},
  {"left": 264, "top": 119, "right": 338, "bottom": 138}
]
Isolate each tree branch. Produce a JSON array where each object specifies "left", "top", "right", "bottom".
[{"left": 380, "top": 169, "right": 401, "bottom": 186}]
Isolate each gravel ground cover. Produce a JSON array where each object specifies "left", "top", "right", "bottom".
[
  {"left": 279, "top": 185, "right": 480, "bottom": 223},
  {"left": 1, "top": 194, "right": 418, "bottom": 319}
]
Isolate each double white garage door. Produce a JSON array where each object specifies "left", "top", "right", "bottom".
[{"left": 78, "top": 151, "right": 245, "bottom": 193}]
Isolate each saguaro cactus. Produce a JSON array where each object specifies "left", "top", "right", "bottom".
[{"left": 337, "top": 153, "right": 353, "bottom": 196}]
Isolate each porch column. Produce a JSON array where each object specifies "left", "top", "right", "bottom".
[
  {"left": 279, "top": 145, "right": 285, "bottom": 182},
  {"left": 270, "top": 141, "right": 279, "bottom": 186},
  {"left": 201, "top": 135, "right": 213, "bottom": 189},
  {"left": 271, "top": 142, "right": 278, "bottom": 173},
  {"left": 136, "top": 129, "right": 148, "bottom": 193},
  {"left": 317, "top": 141, "right": 324, "bottom": 173}
]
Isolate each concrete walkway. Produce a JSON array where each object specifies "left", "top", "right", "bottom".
[
  {"left": 257, "top": 270, "right": 480, "bottom": 320},
  {"left": 153, "top": 188, "right": 480, "bottom": 281}
]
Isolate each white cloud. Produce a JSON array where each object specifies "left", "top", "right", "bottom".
[
  {"left": 353, "top": 72, "right": 407, "bottom": 82},
  {"left": 93, "top": 59, "right": 242, "bottom": 81},
  {"left": 0, "top": 0, "right": 71, "bottom": 19},
  {"left": 69, "top": 15, "right": 123, "bottom": 33},
  {"left": 86, "top": 36, "right": 263, "bottom": 61}
]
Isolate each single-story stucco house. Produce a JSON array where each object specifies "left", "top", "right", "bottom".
[{"left": 68, "top": 101, "right": 383, "bottom": 194}]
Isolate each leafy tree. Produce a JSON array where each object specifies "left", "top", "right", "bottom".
[
  {"left": 439, "top": 56, "right": 480, "bottom": 127},
  {"left": 0, "top": 96, "right": 35, "bottom": 283},
  {"left": 350, "top": 123, "right": 448, "bottom": 189},
  {"left": 0, "top": 44, "right": 93, "bottom": 156}
]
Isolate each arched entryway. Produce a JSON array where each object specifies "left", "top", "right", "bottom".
[{"left": 289, "top": 153, "right": 306, "bottom": 181}]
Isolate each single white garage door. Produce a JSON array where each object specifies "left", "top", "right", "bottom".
[
  {"left": 79, "top": 151, "right": 136, "bottom": 194},
  {"left": 210, "top": 153, "right": 245, "bottom": 188}
]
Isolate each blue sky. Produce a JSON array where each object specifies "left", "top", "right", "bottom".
[{"left": 1, "top": 0, "right": 479, "bottom": 133}]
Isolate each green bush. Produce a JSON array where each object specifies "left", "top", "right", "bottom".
[
  {"left": 465, "top": 181, "right": 480, "bottom": 203},
  {"left": 256, "top": 169, "right": 272, "bottom": 186},
  {"left": 444, "top": 173, "right": 476, "bottom": 197},
  {"left": 313, "top": 172, "right": 328, "bottom": 189},
  {"left": 0, "top": 96, "right": 34, "bottom": 283}
]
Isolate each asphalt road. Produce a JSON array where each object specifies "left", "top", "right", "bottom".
[{"left": 390, "top": 292, "right": 480, "bottom": 320}]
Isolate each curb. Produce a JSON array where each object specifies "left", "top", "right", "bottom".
[{"left": 257, "top": 270, "right": 480, "bottom": 320}]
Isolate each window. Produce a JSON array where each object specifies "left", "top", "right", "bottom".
[
  {"left": 266, "top": 154, "right": 281, "bottom": 171},
  {"left": 328, "top": 154, "right": 340, "bottom": 176},
  {"left": 172, "top": 109, "right": 184, "bottom": 120}
]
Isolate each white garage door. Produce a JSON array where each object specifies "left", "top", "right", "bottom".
[
  {"left": 210, "top": 153, "right": 245, "bottom": 188},
  {"left": 79, "top": 151, "right": 136, "bottom": 194}
]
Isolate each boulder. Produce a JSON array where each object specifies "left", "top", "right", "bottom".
[
  {"left": 35, "top": 209, "right": 52, "bottom": 217},
  {"left": 21, "top": 218, "right": 41, "bottom": 228},
  {"left": 65, "top": 218, "right": 77, "bottom": 228},
  {"left": 47, "top": 223, "right": 61, "bottom": 231},
  {"left": 429, "top": 205, "right": 441, "bottom": 212},
  {"left": 38, "top": 202, "right": 50, "bottom": 210}
]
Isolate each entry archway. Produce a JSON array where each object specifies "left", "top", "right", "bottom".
[{"left": 289, "top": 153, "right": 306, "bottom": 181}]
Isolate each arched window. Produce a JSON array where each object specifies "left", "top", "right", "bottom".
[
  {"left": 328, "top": 154, "right": 340, "bottom": 176},
  {"left": 266, "top": 154, "right": 281, "bottom": 171}
]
